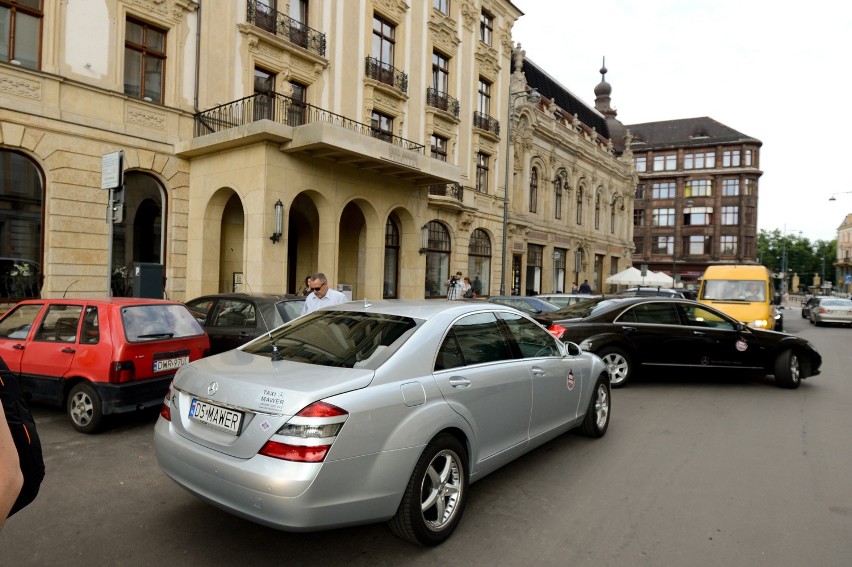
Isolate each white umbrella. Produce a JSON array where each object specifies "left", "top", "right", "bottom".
[{"left": 605, "top": 267, "right": 649, "bottom": 286}]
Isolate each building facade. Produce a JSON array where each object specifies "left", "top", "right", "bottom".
[
  {"left": 626, "top": 117, "right": 763, "bottom": 290},
  {"left": 835, "top": 214, "right": 852, "bottom": 294},
  {"left": 1, "top": 0, "right": 633, "bottom": 304}
]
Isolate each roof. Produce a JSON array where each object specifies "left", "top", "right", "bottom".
[
  {"left": 521, "top": 58, "right": 610, "bottom": 138},
  {"left": 625, "top": 117, "right": 761, "bottom": 149}
]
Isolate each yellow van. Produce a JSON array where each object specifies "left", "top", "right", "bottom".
[{"left": 697, "top": 265, "right": 782, "bottom": 331}]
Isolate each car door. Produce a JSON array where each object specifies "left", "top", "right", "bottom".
[
  {"left": 19, "top": 303, "right": 84, "bottom": 402},
  {"left": 498, "top": 311, "right": 584, "bottom": 439},
  {"left": 675, "top": 303, "right": 764, "bottom": 370},
  {"left": 433, "top": 311, "right": 532, "bottom": 464},
  {"left": 614, "top": 301, "right": 692, "bottom": 367},
  {"left": 0, "top": 303, "right": 45, "bottom": 371}
]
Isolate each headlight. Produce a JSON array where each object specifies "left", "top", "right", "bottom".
[{"left": 748, "top": 319, "right": 769, "bottom": 329}]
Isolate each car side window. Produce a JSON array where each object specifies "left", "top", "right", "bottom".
[
  {"left": 80, "top": 306, "right": 100, "bottom": 344},
  {"left": 186, "top": 298, "right": 216, "bottom": 324},
  {"left": 0, "top": 304, "right": 43, "bottom": 339},
  {"left": 498, "top": 311, "right": 561, "bottom": 358},
  {"left": 623, "top": 302, "right": 680, "bottom": 325},
  {"left": 679, "top": 305, "right": 736, "bottom": 330},
  {"left": 212, "top": 300, "right": 255, "bottom": 327},
  {"left": 34, "top": 305, "right": 83, "bottom": 342},
  {"left": 436, "top": 312, "right": 514, "bottom": 370}
]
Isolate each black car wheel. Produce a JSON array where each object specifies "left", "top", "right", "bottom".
[
  {"left": 579, "top": 373, "right": 610, "bottom": 438},
  {"left": 389, "top": 434, "right": 469, "bottom": 546},
  {"left": 597, "top": 346, "right": 633, "bottom": 388},
  {"left": 67, "top": 382, "right": 103, "bottom": 434},
  {"left": 774, "top": 349, "right": 802, "bottom": 389}
]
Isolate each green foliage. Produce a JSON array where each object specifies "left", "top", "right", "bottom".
[{"left": 757, "top": 230, "right": 836, "bottom": 292}]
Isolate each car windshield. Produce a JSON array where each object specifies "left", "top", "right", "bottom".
[
  {"left": 701, "top": 280, "right": 765, "bottom": 301},
  {"left": 243, "top": 311, "right": 419, "bottom": 368},
  {"left": 121, "top": 304, "right": 206, "bottom": 341}
]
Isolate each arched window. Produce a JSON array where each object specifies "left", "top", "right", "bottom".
[
  {"left": 423, "top": 221, "right": 451, "bottom": 298},
  {"left": 576, "top": 187, "right": 584, "bottom": 225},
  {"left": 529, "top": 167, "right": 538, "bottom": 213},
  {"left": 595, "top": 192, "right": 601, "bottom": 230},
  {"left": 0, "top": 150, "right": 43, "bottom": 299},
  {"left": 554, "top": 177, "right": 563, "bottom": 220},
  {"left": 383, "top": 216, "right": 400, "bottom": 298},
  {"left": 467, "top": 229, "right": 491, "bottom": 297}
]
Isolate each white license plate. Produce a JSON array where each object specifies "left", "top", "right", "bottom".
[
  {"left": 153, "top": 356, "right": 190, "bottom": 373},
  {"left": 189, "top": 399, "right": 243, "bottom": 435}
]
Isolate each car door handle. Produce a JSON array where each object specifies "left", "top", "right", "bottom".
[
  {"left": 12, "top": 344, "right": 25, "bottom": 350},
  {"left": 530, "top": 366, "right": 546, "bottom": 376},
  {"left": 61, "top": 347, "right": 76, "bottom": 354},
  {"left": 692, "top": 330, "right": 707, "bottom": 336},
  {"left": 448, "top": 376, "right": 471, "bottom": 388},
  {"left": 622, "top": 326, "right": 637, "bottom": 333}
]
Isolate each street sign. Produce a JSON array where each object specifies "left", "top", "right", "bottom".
[{"left": 101, "top": 150, "right": 124, "bottom": 189}]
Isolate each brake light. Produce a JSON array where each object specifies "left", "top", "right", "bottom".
[
  {"left": 109, "top": 361, "right": 135, "bottom": 383},
  {"left": 160, "top": 387, "right": 172, "bottom": 421},
  {"left": 819, "top": 307, "right": 827, "bottom": 314},
  {"left": 258, "top": 401, "right": 348, "bottom": 463},
  {"left": 548, "top": 324, "right": 566, "bottom": 340}
]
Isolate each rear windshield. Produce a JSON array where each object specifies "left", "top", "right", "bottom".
[
  {"left": 121, "top": 304, "right": 206, "bottom": 342},
  {"left": 243, "top": 311, "right": 418, "bottom": 368},
  {"left": 551, "top": 298, "right": 628, "bottom": 319}
]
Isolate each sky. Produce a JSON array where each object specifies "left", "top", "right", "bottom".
[{"left": 511, "top": 0, "right": 852, "bottom": 243}]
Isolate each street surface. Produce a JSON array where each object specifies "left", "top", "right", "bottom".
[{"left": 2, "top": 309, "right": 851, "bottom": 566}]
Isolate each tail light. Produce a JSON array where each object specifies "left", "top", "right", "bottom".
[
  {"left": 548, "top": 324, "right": 566, "bottom": 340},
  {"left": 819, "top": 307, "right": 828, "bottom": 314},
  {"left": 160, "top": 387, "right": 172, "bottom": 421},
  {"left": 259, "top": 401, "right": 348, "bottom": 463},
  {"left": 109, "top": 361, "right": 135, "bottom": 383}
]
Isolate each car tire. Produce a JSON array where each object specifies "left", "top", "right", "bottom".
[
  {"left": 597, "top": 346, "right": 633, "bottom": 388},
  {"left": 67, "top": 382, "right": 103, "bottom": 434},
  {"left": 578, "top": 373, "right": 610, "bottom": 438},
  {"left": 774, "top": 349, "right": 801, "bottom": 389},
  {"left": 389, "top": 434, "right": 469, "bottom": 546}
]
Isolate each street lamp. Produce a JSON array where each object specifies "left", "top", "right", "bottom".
[
  {"left": 781, "top": 224, "right": 802, "bottom": 296},
  {"left": 828, "top": 191, "right": 852, "bottom": 201},
  {"left": 500, "top": 87, "right": 541, "bottom": 295}
]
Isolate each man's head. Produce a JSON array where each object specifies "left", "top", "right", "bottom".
[{"left": 308, "top": 273, "right": 330, "bottom": 298}]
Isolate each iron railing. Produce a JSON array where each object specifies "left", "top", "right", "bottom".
[
  {"left": 428, "top": 183, "right": 462, "bottom": 201},
  {"left": 473, "top": 111, "right": 500, "bottom": 135},
  {"left": 194, "top": 93, "right": 425, "bottom": 152},
  {"left": 426, "top": 88, "right": 460, "bottom": 118},
  {"left": 246, "top": 0, "right": 326, "bottom": 57},
  {"left": 365, "top": 57, "right": 408, "bottom": 93}
]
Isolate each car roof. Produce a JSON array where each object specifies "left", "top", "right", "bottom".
[
  {"left": 13, "top": 297, "right": 184, "bottom": 306},
  {"left": 189, "top": 292, "right": 303, "bottom": 301},
  {"left": 318, "top": 299, "right": 523, "bottom": 320}
]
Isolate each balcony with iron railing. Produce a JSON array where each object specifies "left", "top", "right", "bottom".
[
  {"left": 246, "top": 0, "right": 326, "bottom": 57},
  {"left": 426, "top": 88, "right": 460, "bottom": 119},
  {"left": 428, "top": 183, "right": 465, "bottom": 211},
  {"left": 365, "top": 57, "right": 408, "bottom": 93},
  {"left": 182, "top": 92, "right": 459, "bottom": 186},
  {"left": 473, "top": 111, "right": 500, "bottom": 136}
]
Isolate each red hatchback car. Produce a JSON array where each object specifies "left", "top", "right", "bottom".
[{"left": 0, "top": 298, "right": 210, "bottom": 433}]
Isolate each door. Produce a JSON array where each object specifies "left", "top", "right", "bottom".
[
  {"left": 19, "top": 304, "right": 84, "bottom": 403},
  {"left": 433, "top": 312, "right": 532, "bottom": 462}
]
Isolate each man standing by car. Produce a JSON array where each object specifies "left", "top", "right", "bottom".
[
  {"left": 301, "top": 273, "right": 348, "bottom": 315},
  {"left": 579, "top": 279, "right": 592, "bottom": 293}
]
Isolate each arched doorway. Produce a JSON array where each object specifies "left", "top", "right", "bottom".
[
  {"left": 0, "top": 150, "right": 43, "bottom": 299},
  {"left": 112, "top": 171, "right": 165, "bottom": 296},
  {"left": 219, "top": 193, "right": 245, "bottom": 293}
]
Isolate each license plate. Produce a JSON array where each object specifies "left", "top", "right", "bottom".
[
  {"left": 189, "top": 399, "right": 243, "bottom": 435},
  {"left": 153, "top": 356, "right": 190, "bottom": 373}
]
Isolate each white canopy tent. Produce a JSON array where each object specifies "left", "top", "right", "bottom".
[{"left": 605, "top": 267, "right": 676, "bottom": 288}]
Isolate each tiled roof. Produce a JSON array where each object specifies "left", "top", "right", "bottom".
[
  {"left": 625, "top": 117, "right": 761, "bottom": 149},
  {"left": 521, "top": 58, "right": 610, "bottom": 138}
]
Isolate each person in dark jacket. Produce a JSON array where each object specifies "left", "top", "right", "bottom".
[{"left": 579, "top": 279, "right": 592, "bottom": 293}]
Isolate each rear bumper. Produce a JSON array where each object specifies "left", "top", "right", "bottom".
[{"left": 93, "top": 375, "right": 173, "bottom": 415}]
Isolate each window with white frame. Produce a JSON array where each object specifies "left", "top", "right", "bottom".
[
  {"left": 720, "top": 235, "right": 738, "bottom": 256},
  {"left": 684, "top": 206, "right": 713, "bottom": 226},
  {"left": 721, "top": 206, "right": 738, "bottom": 225},
  {"left": 634, "top": 156, "right": 647, "bottom": 172},
  {"left": 652, "top": 181, "right": 676, "bottom": 199},
  {"left": 433, "top": 0, "right": 449, "bottom": 14},
  {"left": 652, "top": 208, "right": 675, "bottom": 226},
  {"left": 685, "top": 179, "right": 712, "bottom": 197},
  {"left": 684, "top": 151, "right": 715, "bottom": 170},
  {"left": 722, "top": 178, "right": 739, "bottom": 196},
  {"left": 722, "top": 150, "right": 741, "bottom": 167},
  {"left": 653, "top": 154, "right": 676, "bottom": 171},
  {"left": 480, "top": 10, "right": 493, "bottom": 44},
  {"left": 687, "top": 235, "right": 712, "bottom": 255},
  {"left": 652, "top": 236, "right": 673, "bottom": 255}
]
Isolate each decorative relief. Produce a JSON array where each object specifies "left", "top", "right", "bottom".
[
  {"left": 475, "top": 46, "right": 501, "bottom": 80},
  {"left": 373, "top": 0, "right": 409, "bottom": 22},
  {"left": 126, "top": 107, "right": 166, "bottom": 130},
  {"left": 0, "top": 73, "right": 41, "bottom": 100},
  {"left": 459, "top": 213, "right": 474, "bottom": 231},
  {"left": 257, "top": 42, "right": 282, "bottom": 60},
  {"left": 459, "top": 1, "right": 477, "bottom": 29},
  {"left": 479, "top": 137, "right": 496, "bottom": 153},
  {"left": 433, "top": 115, "right": 454, "bottom": 138},
  {"left": 429, "top": 23, "right": 460, "bottom": 54}
]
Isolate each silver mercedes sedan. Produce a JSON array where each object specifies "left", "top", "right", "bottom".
[{"left": 154, "top": 300, "right": 609, "bottom": 545}]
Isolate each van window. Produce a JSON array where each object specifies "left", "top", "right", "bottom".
[{"left": 701, "top": 279, "right": 765, "bottom": 301}]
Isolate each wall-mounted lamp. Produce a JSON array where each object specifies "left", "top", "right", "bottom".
[
  {"left": 270, "top": 199, "right": 283, "bottom": 243},
  {"left": 419, "top": 224, "right": 429, "bottom": 255}
]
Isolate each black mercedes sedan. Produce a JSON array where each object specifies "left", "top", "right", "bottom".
[{"left": 532, "top": 296, "right": 821, "bottom": 389}]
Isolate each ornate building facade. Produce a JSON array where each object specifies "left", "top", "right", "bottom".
[{"left": 0, "top": 0, "right": 633, "bottom": 303}]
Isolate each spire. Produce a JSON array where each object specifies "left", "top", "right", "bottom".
[{"left": 593, "top": 56, "right": 627, "bottom": 154}]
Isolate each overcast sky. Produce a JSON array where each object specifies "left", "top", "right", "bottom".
[{"left": 511, "top": 0, "right": 852, "bottom": 243}]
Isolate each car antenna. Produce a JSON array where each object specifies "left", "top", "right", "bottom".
[
  {"left": 64, "top": 280, "right": 78, "bottom": 298},
  {"left": 229, "top": 248, "right": 283, "bottom": 361}
]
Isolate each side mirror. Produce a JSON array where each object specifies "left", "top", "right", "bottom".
[{"left": 563, "top": 342, "right": 582, "bottom": 356}]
